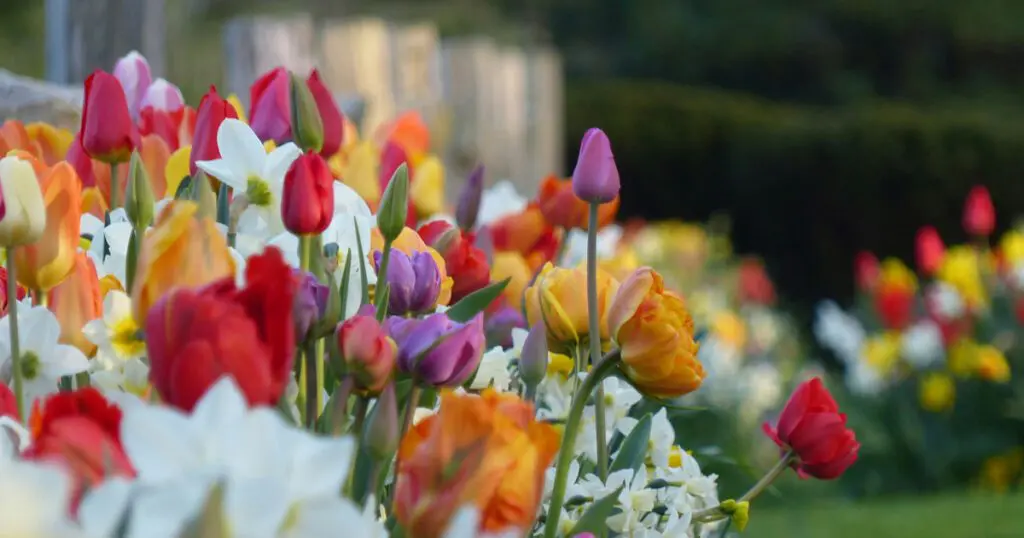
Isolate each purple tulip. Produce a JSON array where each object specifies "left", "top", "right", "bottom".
[
  {"left": 456, "top": 164, "right": 484, "bottom": 232},
  {"left": 485, "top": 305, "right": 525, "bottom": 348},
  {"left": 571, "top": 128, "right": 620, "bottom": 203},
  {"left": 374, "top": 249, "right": 441, "bottom": 315},
  {"left": 293, "top": 269, "right": 330, "bottom": 339},
  {"left": 385, "top": 313, "right": 485, "bottom": 387}
]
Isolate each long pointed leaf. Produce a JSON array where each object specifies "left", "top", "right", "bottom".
[
  {"left": 567, "top": 485, "right": 623, "bottom": 535},
  {"left": 446, "top": 278, "right": 510, "bottom": 322},
  {"left": 610, "top": 413, "right": 652, "bottom": 473}
]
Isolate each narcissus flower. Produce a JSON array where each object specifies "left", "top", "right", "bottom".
[
  {"left": 0, "top": 155, "right": 46, "bottom": 246},
  {"left": 336, "top": 306, "right": 397, "bottom": 395},
  {"left": 394, "top": 389, "right": 561, "bottom": 538},
  {"left": 525, "top": 262, "right": 620, "bottom": 354},
  {"left": 12, "top": 160, "right": 82, "bottom": 292},
  {"left": 80, "top": 70, "right": 138, "bottom": 164},
  {"left": 763, "top": 377, "right": 859, "bottom": 480},
  {"left": 538, "top": 174, "right": 619, "bottom": 231},
  {"left": 607, "top": 267, "right": 703, "bottom": 398}
]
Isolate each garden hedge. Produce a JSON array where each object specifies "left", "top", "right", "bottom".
[{"left": 565, "top": 81, "right": 1024, "bottom": 319}]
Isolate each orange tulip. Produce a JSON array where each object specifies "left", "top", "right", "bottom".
[
  {"left": 371, "top": 226, "right": 453, "bottom": 306},
  {"left": 81, "top": 188, "right": 109, "bottom": 219},
  {"left": 139, "top": 134, "right": 171, "bottom": 198},
  {"left": 488, "top": 203, "right": 562, "bottom": 272},
  {"left": 537, "top": 174, "right": 619, "bottom": 231},
  {"left": 13, "top": 159, "right": 82, "bottom": 292},
  {"left": 607, "top": 267, "right": 704, "bottom": 398},
  {"left": 491, "top": 252, "right": 532, "bottom": 311},
  {"left": 395, "top": 389, "right": 560, "bottom": 538},
  {"left": 524, "top": 262, "right": 620, "bottom": 354},
  {"left": 376, "top": 111, "right": 430, "bottom": 157},
  {"left": 99, "top": 274, "right": 124, "bottom": 298},
  {"left": 0, "top": 120, "right": 40, "bottom": 157},
  {"left": 25, "top": 123, "right": 73, "bottom": 165},
  {"left": 49, "top": 253, "right": 103, "bottom": 356},
  {"left": 131, "top": 200, "right": 237, "bottom": 324}
]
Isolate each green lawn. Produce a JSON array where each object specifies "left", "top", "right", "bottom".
[{"left": 746, "top": 493, "right": 1023, "bottom": 538}]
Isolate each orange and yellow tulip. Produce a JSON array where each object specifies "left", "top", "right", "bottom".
[
  {"left": 491, "top": 252, "right": 532, "bottom": 311},
  {"left": 49, "top": 252, "right": 103, "bottom": 356},
  {"left": 394, "top": 389, "right": 560, "bottom": 538},
  {"left": 537, "top": 174, "right": 619, "bottom": 231},
  {"left": 13, "top": 159, "right": 82, "bottom": 292},
  {"left": 131, "top": 200, "right": 237, "bottom": 324},
  {"left": 607, "top": 267, "right": 704, "bottom": 398},
  {"left": 489, "top": 203, "right": 562, "bottom": 272},
  {"left": 410, "top": 155, "right": 445, "bottom": 220},
  {"left": 524, "top": 262, "right": 620, "bottom": 354},
  {"left": 0, "top": 120, "right": 39, "bottom": 157},
  {"left": 25, "top": 122, "right": 74, "bottom": 165}
]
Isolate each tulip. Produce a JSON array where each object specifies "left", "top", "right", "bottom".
[
  {"left": 337, "top": 306, "right": 397, "bottom": 395},
  {"left": 293, "top": 269, "right": 329, "bottom": 340},
  {"left": 525, "top": 262, "right": 620, "bottom": 354},
  {"left": 873, "top": 258, "right": 917, "bottom": 331},
  {"left": 139, "top": 107, "right": 180, "bottom": 150},
  {"left": 0, "top": 267, "right": 27, "bottom": 318},
  {"left": 290, "top": 71, "right": 324, "bottom": 153},
  {"left": 538, "top": 175, "right": 618, "bottom": 231},
  {"left": 377, "top": 164, "right": 410, "bottom": 243},
  {"left": 456, "top": 165, "right": 485, "bottom": 232},
  {"left": 306, "top": 69, "right": 345, "bottom": 157},
  {"left": 386, "top": 313, "right": 485, "bottom": 387},
  {"left": 131, "top": 200, "right": 237, "bottom": 324},
  {"left": 189, "top": 86, "right": 239, "bottom": 176},
  {"left": 22, "top": 388, "right": 135, "bottom": 508},
  {"left": 370, "top": 226, "right": 454, "bottom": 307},
  {"left": 963, "top": 185, "right": 995, "bottom": 237},
  {"left": 145, "top": 248, "right": 295, "bottom": 412},
  {"left": 48, "top": 253, "right": 102, "bottom": 356},
  {"left": 410, "top": 155, "right": 445, "bottom": 220},
  {"left": 737, "top": 258, "right": 776, "bottom": 305},
  {"left": 0, "top": 119, "right": 35, "bottom": 156},
  {"left": 519, "top": 321, "right": 549, "bottom": 389},
  {"left": 282, "top": 152, "right": 334, "bottom": 235},
  {"left": 419, "top": 220, "right": 491, "bottom": 303},
  {"left": 0, "top": 383, "right": 17, "bottom": 421},
  {"left": 140, "top": 78, "right": 185, "bottom": 112},
  {"left": 915, "top": 226, "right": 945, "bottom": 276},
  {"left": 125, "top": 150, "right": 156, "bottom": 230},
  {"left": 80, "top": 70, "right": 138, "bottom": 164},
  {"left": 0, "top": 155, "right": 46, "bottom": 246},
  {"left": 25, "top": 122, "right": 73, "bottom": 166},
  {"left": 607, "top": 267, "right": 704, "bottom": 398},
  {"left": 374, "top": 249, "right": 442, "bottom": 315},
  {"left": 490, "top": 252, "right": 531, "bottom": 311},
  {"left": 394, "top": 389, "right": 560, "bottom": 538},
  {"left": 112, "top": 51, "right": 152, "bottom": 120},
  {"left": 366, "top": 382, "right": 399, "bottom": 460},
  {"left": 485, "top": 305, "right": 526, "bottom": 349},
  {"left": 488, "top": 203, "right": 562, "bottom": 271},
  {"left": 249, "top": 67, "right": 292, "bottom": 144},
  {"left": 379, "top": 140, "right": 411, "bottom": 194},
  {"left": 13, "top": 161, "right": 81, "bottom": 292},
  {"left": 571, "top": 128, "right": 620, "bottom": 203},
  {"left": 853, "top": 250, "right": 880, "bottom": 291},
  {"left": 138, "top": 134, "right": 170, "bottom": 199},
  {"left": 339, "top": 141, "right": 381, "bottom": 206},
  {"left": 66, "top": 134, "right": 99, "bottom": 189},
  {"left": 763, "top": 377, "right": 859, "bottom": 480}
]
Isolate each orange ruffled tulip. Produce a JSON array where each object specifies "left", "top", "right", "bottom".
[
  {"left": 13, "top": 159, "right": 82, "bottom": 292},
  {"left": 608, "top": 267, "right": 704, "bottom": 398},
  {"left": 395, "top": 389, "right": 560, "bottom": 538},
  {"left": 371, "top": 226, "right": 453, "bottom": 306},
  {"left": 488, "top": 203, "right": 562, "bottom": 272},
  {"left": 524, "top": 262, "right": 620, "bottom": 354},
  {"left": 49, "top": 252, "right": 103, "bottom": 356},
  {"left": 537, "top": 174, "right": 619, "bottom": 231},
  {"left": 131, "top": 200, "right": 237, "bottom": 324}
]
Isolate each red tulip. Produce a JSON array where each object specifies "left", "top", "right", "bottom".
[
  {"left": 419, "top": 220, "right": 491, "bottom": 303},
  {"left": 139, "top": 106, "right": 180, "bottom": 150},
  {"left": 379, "top": 140, "right": 412, "bottom": 193},
  {"left": 80, "top": 70, "right": 138, "bottom": 164},
  {"left": 963, "top": 185, "right": 995, "bottom": 237},
  {"left": 189, "top": 86, "right": 239, "bottom": 176},
  {"left": 0, "top": 383, "right": 17, "bottom": 421},
  {"left": 874, "top": 287, "right": 914, "bottom": 331},
  {"left": 488, "top": 203, "right": 562, "bottom": 272},
  {"left": 307, "top": 69, "right": 345, "bottom": 157},
  {"left": 853, "top": 251, "right": 880, "bottom": 291},
  {"left": 0, "top": 266, "right": 27, "bottom": 318},
  {"left": 22, "top": 388, "right": 135, "bottom": 508},
  {"left": 914, "top": 226, "right": 945, "bottom": 276},
  {"left": 737, "top": 258, "right": 776, "bottom": 305},
  {"left": 282, "top": 152, "right": 334, "bottom": 235},
  {"left": 336, "top": 307, "right": 396, "bottom": 395},
  {"left": 763, "top": 377, "right": 859, "bottom": 480},
  {"left": 249, "top": 67, "right": 292, "bottom": 144},
  {"left": 145, "top": 247, "right": 296, "bottom": 412}
]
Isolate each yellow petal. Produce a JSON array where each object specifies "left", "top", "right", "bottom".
[{"left": 165, "top": 146, "right": 192, "bottom": 196}]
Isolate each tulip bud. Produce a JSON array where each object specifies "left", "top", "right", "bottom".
[
  {"left": 282, "top": 152, "right": 334, "bottom": 235},
  {"left": 963, "top": 185, "right": 995, "bottom": 237},
  {"left": 914, "top": 226, "right": 945, "bottom": 276},
  {"left": 519, "top": 322, "right": 549, "bottom": 388},
  {"left": 377, "top": 163, "right": 410, "bottom": 242},
  {"left": 317, "top": 270, "right": 343, "bottom": 336},
  {"left": 290, "top": 71, "right": 324, "bottom": 153},
  {"left": 293, "top": 269, "right": 330, "bottom": 341},
  {"left": 140, "top": 78, "right": 185, "bottom": 112},
  {"left": 125, "top": 151, "right": 155, "bottom": 229},
  {"left": 456, "top": 165, "right": 484, "bottom": 232},
  {"left": 112, "top": 51, "right": 152, "bottom": 119},
  {"left": 0, "top": 155, "right": 46, "bottom": 246},
  {"left": 306, "top": 69, "right": 345, "bottom": 157},
  {"left": 571, "top": 128, "right": 620, "bottom": 204},
  {"left": 364, "top": 382, "right": 399, "bottom": 460},
  {"left": 336, "top": 307, "right": 397, "bottom": 395}
]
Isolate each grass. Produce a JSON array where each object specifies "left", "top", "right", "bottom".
[{"left": 746, "top": 493, "right": 1024, "bottom": 538}]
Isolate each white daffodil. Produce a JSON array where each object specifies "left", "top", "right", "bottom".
[
  {"left": 616, "top": 408, "right": 674, "bottom": 469},
  {"left": 813, "top": 300, "right": 865, "bottom": 366},
  {"left": 83, "top": 291, "right": 145, "bottom": 364},
  {"left": 469, "top": 346, "right": 513, "bottom": 391},
  {"left": 478, "top": 180, "right": 527, "bottom": 226},
  {"left": 536, "top": 374, "right": 575, "bottom": 422},
  {"left": 901, "top": 319, "right": 945, "bottom": 369},
  {"left": 90, "top": 358, "right": 150, "bottom": 401},
  {"left": 561, "top": 225, "right": 624, "bottom": 268},
  {"left": 0, "top": 306, "right": 89, "bottom": 409},
  {"left": 655, "top": 450, "right": 719, "bottom": 516},
  {"left": 82, "top": 210, "right": 133, "bottom": 287},
  {"left": 195, "top": 118, "right": 302, "bottom": 236},
  {"left": 441, "top": 507, "right": 520, "bottom": 538},
  {"left": 0, "top": 460, "right": 85, "bottom": 537},
  {"left": 601, "top": 377, "right": 643, "bottom": 425}
]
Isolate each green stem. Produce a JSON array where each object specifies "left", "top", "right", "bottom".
[
  {"left": 6, "top": 251, "right": 23, "bottom": 419},
  {"left": 387, "top": 385, "right": 421, "bottom": 510},
  {"left": 693, "top": 450, "right": 796, "bottom": 523},
  {"left": 110, "top": 163, "right": 120, "bottom": 210},
  {"left": 586, "top": 202, "right": 608, "bottom": 481},
  {"left": 542, "top": 350, "right": 621, "bottom": 538},
  {"left": 75, "top": 372, "right": 91, "bottom": 389},
  {"left": 297, "top": 235, "right": 314, "bottom": 424},
  {"left": 344, "top": 396, "right": 370, "bottom": 496},
  {"left": 304, "top": 338, "right": 320, "bottom": 429},
  {"left": 374, "top": 239, "right": 394, "bottom": 319}
]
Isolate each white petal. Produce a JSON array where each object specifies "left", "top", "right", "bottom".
[
  {"left": 120, "top": 406, "right": 201, "bottom": 480},
  {"left": 195, "top": 158, "right": 246, "bottom": 192},
  {"left": 0, "top": 415, "right": 30, "bottom": 453},
  {"left": 110, "top": 208, "right": 130, "bottom": 223},
  {"left": 19, "top": 306, "right": 62, "bottom": 354},
  {"left": 332, "top": 182, "right": 372, "bottom": 218},
  {"left": 44, "top": 345, "right": 90, "bottom": 377},
  {"left": 105, "top": 222, "right": 135, "bottom": 255},
  {"left": 78, "top": 478, "right": 134, "bottom": 537},
  {"left": 216, "top": 118, "right": 266, "bottom": 177},
  {"left": 287, "top": 435, "right": 356, "bottom": 500},
  {"left": 80, "top": 213, "right": 105, "bottom": 237},
  {"left": 128, "top": 475, "right": 214, "bottom": 538},
  {"left": 190, "top": 376, "right": 249, "bottom": 433},
  {"left": 262, "top": 142, "right": 303, "bottom": 185},
  {"left": 103, "top": 291, "right": 134, "bottom": 325},
  {"left": 267, "top": 232, "right": 301, "bottom": 267},
  {"left": 226, "top": 475, "right": 290, "bottom": 537}
]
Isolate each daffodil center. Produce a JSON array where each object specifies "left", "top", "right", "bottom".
[
  {"left": 20, "top": 351, "right": 40, "bottom": 380},
  {"left": 110, "top": 316, "right": 145, "bottom": 358},
  {"left": 280, "top": 505, "right": 301, "bottom": 532},
  {"left": 246, "top": 176, "right": 272, "bottom": 207}
]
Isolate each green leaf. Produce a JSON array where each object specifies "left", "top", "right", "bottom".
[
  {"left": 568, "top": 484, "right": 623, "bottom": 535},
  {"left": 177, "top": 481, "right": 228, "bottom": 538},
  {"left": 610, "top": 413, "right": 652, "bottom": 473},
  {"left": 446, "top": 278, "right": 510, "bottom": 322},
  {"left": 354, "top": 216, "right": 370, "bottom": 306},
  {"left": 338, "top": 248, "right": 353, "bottom": 321},
  {"left": 216, "top": 181, "right": 230, "bottom": 226},
  {"left": 174, "top": 176, "right": 193, "bottom": 199}
]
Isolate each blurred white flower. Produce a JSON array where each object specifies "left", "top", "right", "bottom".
[
  {"left": 901, "top": 320, "right": 945, "bottom": 369},
  {"left": 927, "top": 282, "right": 965, "bottom": 320},
  {"left": 0, "top": 306, "right": 89, "bottom": 410},
  {"left": 561, "top": 225, "right": 623, "bottom": 268},
  {"left": 813, "top": 300, "right": 865, "bottom": 365},
  {"left": 846, "top": 360, "right": 885, "bottom": 396},
  {"left": 84, "top": 291, "right": 145, "bottom": 363},
  {"left": 478, "top": 180, "right": 526, "bottom": 226},
  {"left": 82, "top": 209, "right": 131, "bottom": 287},
  {"left": 0, "top": 460, "right": 84, "bottom": 538},
  {"left": 469, "top": 346, "right": 513, "bottom": 391}
]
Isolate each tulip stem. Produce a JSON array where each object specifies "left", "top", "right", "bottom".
[
  {"left": 387, "top": 385, "right": 421, "bottom": 511},
  {"left": 5, "top": 250, "right": 23, "bottom": 420},
  {"left": 692, "top": 450, "right": 796, "bottom": 524},
  {"left": 586, "top": 202, "right": 609, "bottom": 481},
  {"left": 110, "top": 163, "right": 120, "bottom": 210},
  {"left": 344, "top": 395, "right": 370, "bottom": 497},
  {"left": 374, "top": 239, "right": 394, "bottom": 318},
  {"left": 542, "top": 349, "right": 621, "bottom": 538},
  {"left": 305, "top": 339, "right": 320, "bottom": 429}
]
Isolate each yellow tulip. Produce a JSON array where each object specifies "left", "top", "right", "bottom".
[
  {"left": 25, "top": 122, "right": 73, "bottom": 165},
  {"left": 0, "top": 155, "right": 46, "bottom": 246},
  {"left": 410, "top": 155, "right": 445, "bottom": 219},
  {"left": 937, "top": 246, "right": 986, "bottom": 309},
  {"left": 999, "top": 230, "right": 1024, "bottom": 266},
  {"left": 13, "top": 160, "right": 81, "bottom": 291},
  {"left": 340, "top": 141, "right": 381, "bottom": 206},
  {"left": 491, "top": 252, "right": 532, "bottom": 311},
  {"left": 976, "top": 345, "right": 1011, "bottom": 383},
  {"left": 227, "top": 94, "right": 247, "bottom": 123},
  {"left": 165, "top": 145, "right": 191, "bottom": 196},
  {"left": 525, "top": 262, "right": 620, "bottom": 355},
  {"left": 918, "top": 372, "right": 955, "bottom": 413}
]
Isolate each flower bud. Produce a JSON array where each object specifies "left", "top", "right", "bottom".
[
  {"left": 125, "top": 150, "right": 155, "bottom": 229},
  {"left": 293, "top": 269, "right": 329, "bottom": 341},
  {"left": 336, "top": 307, "right": 397, "bottom": 395},
  {"left": 365, "top": 382, "right": 399, "bottom": 460},
  {"left": 290, "top": 71, "right": 324, "bottom": 153},
  {"left": 282, "top": 152, "right": 334, "bottom": 235},
  {"left": 571, "top": 128, "right": 620, "bottom": 203},
  {"left": 914, "top": 226, "right": 945, "bottom": 276},
  {"left": 0, "top": 155, "right": 46, "bottom": 246},
  {"left": 374, "top": 249, "right": 442, "bottom": 315},
  {"left": 141, "top": 78, "right": 185, "bottom": 112},
  {"left": 317, "top": 270, "right": 343, "bottom": 335},
  {"left": 376, "top": 163, "right": 410, "bottom": 242},
  {"left": 112, "top": 51, "right": 152, "bottom": 120},
  {"left": 519, "top": 322, "right": 548, "bottom": 388},
  {"left": 306, "top": 69, "right": 344, "bottom": 157},
  {"left": 456, "top": 165, "right": 484, "bottom": 232},
  {"left": 387, "top": 313, "right": 485, "bottom": 388},
  {"left": 963, "top": 185, "right": 995, "bottom": 237}
]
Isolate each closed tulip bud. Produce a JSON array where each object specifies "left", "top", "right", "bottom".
[
  {"left": 519, "top": 322, "right": 548, "bottom": 387},
  {"left": 249, "top": 67, "right": 292, "bottom": 144},
  {"left": 306, "top": 69, "right": 344, "bottom": 157},
  {"left": 81, "top": 70, "right": 138, "bottom": 164},
  {"left": 386, "top": 313, "right": 485, "bottom": 387},
  {"left": 571, "top": 128, "right": 620, "bottom": 203},
  {"left": 485, "top": 306, "right": 525, "bottom": 349},
  {"left": 289, "top": 71, "right": 324, "bottom": 153},
  {"left": 112, "top": 51, "right": 152, "bottom": 120},
  {"left": 125, "top": 151, "right": 155, "bottom": 229},
  {"left": 963, "top": 185, "right": 995, "bottom": 237},
  {"left": 337, "top": 306, "right": 396, "bottom": 395},
  {"left": 317, "top": 270, "right": 343, "bottom": 335},
  {"left": 140, "top": 78, "right": 185, "bottom": 112},
  {"left": 374, "top": 249, "right": 442, "bottom": 315},
  {"left": 0, "top": 155, "right": 46, "bottom": 246},
  {"left": 282, "top": 152, "right": 334, "bottom": 235},
  {"left": 456, "top": 165, "right": 484, "bottom": 232},
  {"left": 915, "top": 226, "right": 945, "bottom": 276},
  {"left": 365, "top": 382, "right": 399, "bottom": 460},
  {"left": 377, "top": 163, "right": 410, "bottom": 242},
  {"left": 189, "top": 86, "right": 239, "bottom": 176}
]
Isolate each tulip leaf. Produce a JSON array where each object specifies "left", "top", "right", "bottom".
[
  {"left": 174, "top": 176, "right": 193, "bottom": 200},
  {"left": 610, "top": 412, "right": 652, "bottom": 474},
  {"left": 338, "top": 248, "right": 353, "bottom": 321},
  {"left": 445, "top": 278, "right": 510, "bottom": 323},
  {"left": 355, "top": 216, "right": 370, "bottom": 306},
  {"left": 216, "top": 182, "right": 230, "bottom": 226},
  {"left": 568, "top": 484, "right": 624, "bottom": 535},
  {"left": 178, "top": 481, "right": 229, "bottom": 538}
]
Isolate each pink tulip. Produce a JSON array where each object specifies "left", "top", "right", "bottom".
[{"left": 112, "top": 51, "right": 152, "bottom": 120}]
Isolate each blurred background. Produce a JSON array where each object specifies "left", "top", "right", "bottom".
[{"left": 3, "top": 0, "right": 1024, "bottom": 536}]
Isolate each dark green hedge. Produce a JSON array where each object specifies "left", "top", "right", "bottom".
[{"left": 565, "top": 81, "right": 1024, "bottom": 318}]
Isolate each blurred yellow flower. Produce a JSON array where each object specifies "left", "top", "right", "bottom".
[
  {"left": 226, "top": 94, "right": 247, "bottom": 123},
  {"left": 165, "top": 146, "right": 191, "bottom": 196},
  {"left": 979, "top": 449, "right": 1024, "bottom": 494},
  {"left": 599, "top": 246, "right": 640, "bottom": 281},
  {"left": 976, "top": 345, "right": 1011, "bottom": 383},
  {"left": 862, "top": 332, "right": 901, "bottom": 376},
  {"left": 878, "top": 258, "right": 918, "bottom": 294},
  {"left": 919, "top": 372, "right": 955, "bottom": 412},
  {"left": 999, "top": 230, "right": 1024, "bottom": 266},
  {"left": 937, "top": 246, "right": 986, "bottom": 309},
  {"left": 546, "top": 353, "right": 574, "bottom": 378},
  {"left": 410, "top": 155, "right": 445, "bottom": 220},
  {"left": 712, "top": 311, "right": 747, "bottom": 349},
  {"left": 948, "top": 339, "right": 978, "bottom": 377},
  {"left": 340, "top": 141, "right": 380, "bottom": 206}
]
